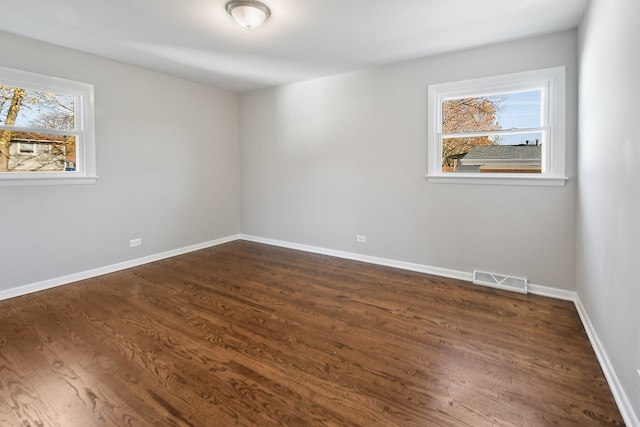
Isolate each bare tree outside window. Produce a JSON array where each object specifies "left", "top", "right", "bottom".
[
  {"left": 441, "top": 96, "right": 504, "bottom": 171},
  {"left": 0, "top": 85, "right": 76, "bottom": 172}
]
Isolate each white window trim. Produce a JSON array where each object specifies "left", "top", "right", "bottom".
[
  {"left": 0, "top": 65, "right": 97, "bottom": 187},
  {"left": 427, "top": 67, "right": 568, "bottom": 187}
]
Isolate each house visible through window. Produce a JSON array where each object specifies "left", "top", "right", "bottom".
[
  {"left": 427, "top": 67, "right": 567, "bottom": 186},
  {"left": 0, "top": 66, "right": 96, "bottom": 186}
]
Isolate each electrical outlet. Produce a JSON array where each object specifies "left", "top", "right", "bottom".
[
  {"left": 356, "top": 235, "right": 367, "bottom": 243},
  {"left": 129, "top": 238, "right": 142, "bottom": 247}
]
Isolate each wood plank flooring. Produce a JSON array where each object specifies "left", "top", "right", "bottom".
[{"left": 0, "top": 240, "right": 624, "bottom": 426}]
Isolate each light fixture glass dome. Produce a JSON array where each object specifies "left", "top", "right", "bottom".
[{"left": 226, "top": 0, "right": 271, "bottom": 30}]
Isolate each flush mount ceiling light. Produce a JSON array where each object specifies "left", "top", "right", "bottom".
[{"left": 226, "top": 0, "right": 271, "bottom": 30}]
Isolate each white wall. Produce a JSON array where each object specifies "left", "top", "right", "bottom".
[
  {"left": 0, "top": 31, "right": 241, "bottom": 291},
  {"left": 240, "top": 30, "right": 578, "bottom": 290},
  {"left": 578, "top": 0, "right": 640, "bottom": 422}
]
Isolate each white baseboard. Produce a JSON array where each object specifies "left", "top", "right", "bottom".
[
  {"left": 241, "top": 234, "right": 573, "bottom": 300},
  {"left": 240, "top": 234, "right": 474, "bottom": 282},
  {"left": 0, "top": 234, "right": 241, "bottom": 302},
  {"left": 2, "top": 233, "right": 635, "bottom": 426},
  {"left": 527, "top": 283, "right": 576, "bottom": 301},
  {"left": 574, "top": 296, "right": 639, "bottom": 427}
]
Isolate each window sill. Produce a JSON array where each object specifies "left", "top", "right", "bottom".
[
  {"left": 426, "top": 174, "right": 568, "bottom": 187},
  {"left": 0, "top": 175, "right": 99, "bottom": 187}
]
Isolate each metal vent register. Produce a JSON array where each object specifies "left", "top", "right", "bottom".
[{"left": 473, "top": 270, "right": 528, "bottom": 294}]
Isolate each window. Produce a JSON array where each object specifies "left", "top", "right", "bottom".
[
  {"left": 427, "top": 67, "right": 567, "bottom": 186},
  {"left": 0, "top": 65, "right": 96, "bottom": 186},
  {"left": 18, "top": 142, "right": 35, "bottom": 154}
]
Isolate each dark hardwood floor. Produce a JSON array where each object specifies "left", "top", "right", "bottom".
[{"left": 0, "top": 241, "right": 623, "bottom": 426}]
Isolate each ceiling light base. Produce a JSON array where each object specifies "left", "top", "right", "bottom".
[{"left": 226, "top": 0, "right": 271, "bottom": 30}]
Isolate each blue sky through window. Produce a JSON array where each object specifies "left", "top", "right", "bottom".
[{"left": 492, "top": 89, "right": 542, "bottom": 145}]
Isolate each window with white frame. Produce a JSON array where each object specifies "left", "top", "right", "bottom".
[
  {"left": 427, "top": 67, "right": 567, "bottom": 186},
  {"left": 0, "top": 65, "right": 96, "bottom": 185}
]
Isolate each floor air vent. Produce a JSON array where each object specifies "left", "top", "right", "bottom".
[{"left": 473, "top": 270, "right": 528, "bottom": 294}]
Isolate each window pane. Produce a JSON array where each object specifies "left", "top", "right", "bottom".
[
  {"left": 3, "top": 130, "right": 76, "bottom": 172},
  {"left": 442, "top": 132, "right": 543, "bottom": 174},
  {"left": 441, "top": 89, "right": 544, "bottom": 174},
  {"left": 442, "top": 89, "right": 542, "bottom": 134},
  {"left": 0, "top": 85, "right": 75, "bottom": 130}
]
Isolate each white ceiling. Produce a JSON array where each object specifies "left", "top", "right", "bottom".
[{"left": 2, "top": 0, "right": 589, "bottom": 92}]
